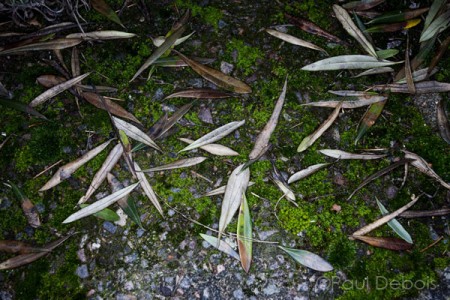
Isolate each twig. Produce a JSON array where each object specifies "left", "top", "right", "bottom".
[
  {"left": 33, "top": 159, "right": 63, "bottom": 179},
  {"left": 420, "top": 236, "right": 443, "bottom": 253}
]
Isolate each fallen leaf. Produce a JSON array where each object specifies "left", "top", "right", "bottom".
[
  {"left": 249, "top": 78, "right": 287, "bottom": 160},
  {"left": 8, "top": 182, "right": 41, "bottom": 228},
  {"left": 91, "top": 0, "right": 125, "bottom": 27},
  {"left": 352, "top": 236, "right": 413, "bottom": 251},
  {"left": 354, "top": 67, "right": 394, "bottom": 77},
  {"left": 218, "top": 164, "right": 250, "bottom": 241},
  {"left": 151, "top": 31, "right": 195, "bottom": 47},
  {"left": 265, "top": 29, "right": 328, "bottom": 54},
  {"left": 200, "top": 234, "right": 240, "bottom": 261},
  {"left": 288, "top": 163, "right": 330, "bottom": 184},
  {"left": 399, "top": 207, "right": 450, "bottom": 218},
  {"left": 377, "top": 198, "right": 413, "bottom": 244},
  {"left": 403, "top": 150, "right": 450, "bottom": 189},
  {"left": 79, "top": 204, "right": 120, "bottom": 221},
  {"left": 423, "top": 0, "right": 447, "bottom": 30},
  {"left": 420, "top": 10, "right": 450, "bottom": 42},
  {"left": 333, "top": 4, "right": 377, "bottom": 57},
  {"left": 71, "top": 47, "right": 80, "bottom": 77},
  {"left": 179, "top": 120, "right": 245, "bottom": 152},
  {"left": 134, "top": 162, "right": 163, "bottom": 216},
  {"left": 0, "top": 240, "right": 49, "bottom": 254},
  {"left": 297, "top": 102, "right": 342, "bottom": 152},
  {"left": 142, "top": 157, "right": 207, "bottom": 172},
  {"left": 342, "top": 0, "right": 385, "bottom": 11},
  {"left": 278, "top": 246, "right": 333, "bottom": 272},
  {"left": 352, "top": 194, "right": 420, "bottom": 237},
  {"left": 355, "top": 100, "right": 387, "bottom": 144},
  {"left": 271, "top": 169, "right": 296, "bottom": 202},
  {"left": 39, "top": 139, "right": 112, "bottom": 191},
  {"left": 404, "top": 36, "right": 416, "bottom": 94},
  {"left": 319, "top": 149, "right": 387, "bottom": 160},
  {"left": 179, "top": 138, "right": 239, "bottom": 156},
  {"left": 0, "top": 38, "right": 82, "bottom": 55},
  {"left": 427, "top": 36, "right": 450, "bottom": 78},
  {"left": 78, "top": 143, "right": 123, "bottom": 204},
  {"left": 301, "top": 95, "right": 386, "bottom": 109},
  {"left": 237, "top": 194, "right": 252, "bottom": 273},
  {"left": 29, "top": 73, "right": 90, "bottom": 107},
  {"left": 164, "top": 89, "right": 235, "bottom": 100},
  {"left": 66, "top": 31, "right": 136, "bottom": 40},
  {"left": 150, "top": 103, "right": 193, "bottom": 140},
  {"left": 173, "top": 50, "right": 252, "bottom": 94},
  {"left": 372, "top": 81, "right": 450, "bottom": 94},
  {"left": 367, "top": 7, "right": 429, "bottom": 24},
  {"left": 366, "top": 19, "right": 421, "bottom": 33},
  {"left": 437, "top": 98, "right": 450, "bottom": 144},
  {"left": 200, "top": 182, "right": 255, "bottom": 197},
  {"left": 63, "top": 182, "right": 140, "bottom": 223},
  {"left": 302, "top": 55, "right": 401, "bottom": 71},
  {"left": 376, "top": 49, "right": 399, "bottom": 59},
  {"left": 153, "top": 56, "right": 215, "bottom": 67},
  {"left": 0, "top": 235, "right": 71, "bottom": 270},
  {"left": 112, "top": 116, "right": 161, "bottom": 152}
]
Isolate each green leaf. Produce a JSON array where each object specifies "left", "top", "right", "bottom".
[
  {"left": 420, "top": 10, "right": 450, "bottom": 43},
  {"left": 200, "top": 234, "right": 240, "bottom": 260},
  {"left": 0, "top": 98, "right": 47, "bottom": 119},
  {"left": 355, "top": 100, "right": 387, "bottom": 144},
  {"left": 119, "top": 196, "right": 143, "bottom": 228},
  {"left": 278, "top": 246, "right": 333, "bottom": 272},
  {"left": 376, "top": 49, "right": 399, "bottom": 59},
  {"left": 91, "top": 0, "right": 125, "bottom": 28},
  {"left": 376, "top": 198, "right": 413, "bottom": 244},
  {"left": 79, "top": 204, "right": 120, "bottom": 221},
  {"left": 237, "top": 194, "right": 252, "bottom": 273}
]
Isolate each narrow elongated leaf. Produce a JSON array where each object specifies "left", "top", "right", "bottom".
[
  {"left": 218, "top": 164, "right": 250, "bottom": 241},
  {"left": 78, "top": 143, "right": 123, "bottom": 204},
  {"left": 0, "top": 241, "right": 49, "bottom": 254},
  {"left": 200, "top": 234, "right": 240, "bottom": 261},
  {"left": 29, "top": 73, "right": 90, "bottom": 107},
  {"left": 180, "top": 120, "right": 245, "bottom": 152},
  {"left": 373, "top": 81, "right": 450, "bottom": 94},
  {"left": 420, "top": 10, "right": 450, "bottom": 42},
  {"left": 302, "top": 55, "right": 400, "bottom": 71},
  {"left": 319, "top": 149, "right": 387, "bottom": 160},
  {"left": 164, "top": 89, "right": 235, "bottom": 100},
  {"left": 249, "top": 79, "right": 287, "bottom": 160},
  {"left": 79, "top": 204, "right": 120, "bottom": 221},
  {"left": 0, "top": 99, "right": 47, "bottom": 119},
  {"left": 403, "top": 150, "right": 450, "bottom": 189},
  {"left": 437, "top": 98, "right": 450, "bottom": 144},
  {"left": 151, "top": 32, "right": 195, "bottom": 47},
  {"left": 130, "top": 25, "right": 186, "bottom": 82},
  {"left": 278, "top": 246, "right": 333, "bottom": 272},
  {"left": 355, "top": 100, "right": 387, "bottom": 144},
  {"left": 328, "top": 90, "right": 379, "bottom": 97},
  {"left": 71, "top": 47, "right": 80, "bottom": 77},
  {"left": 153, "top": 103, "right": 193, "bottom": 140},
  {"left": 153, "top": 56, "right": 215, "bottom": 67},
  {"left": 353, "top": 236, "right": 413, "bottom": 251},
  {"left": 237, "top": 194, "right": 252, "bottom": 273},
  {"left": 40, "top": 140, "right": 112, "bottom": 191},
  {"left": 376, "top": 49, "right": 399, "bottom": 59},
  {"left": 352, "top": 195, "right": 420, "bottom": 237},
  {"left": 400, "top": 208, "right": 450, "bottom": 218},
  {"left": 174, "top": 50, "right": 252, "bottom": 94},
  {"left": 347, "top": 159, "right": 413, "bottom": 200},
  {"left": 0, "top": 38, "right": 82, "bottom": 55},
  {"left": 36, "top": 75, "right": 66, "bottom": 88},
  {"left": 367, "top": 7, "right": 429, "bottom": 25},
  {"left": 342, "top": 0, "right": 385, "bottom": 11},
  {"left": 265, "top": 29, "right": 327, "bottom": 54},
  {"left": 394, "top": 38, "right": 435, "bottom": 82},
  {"left": 376, "top": 198, "right": 413, "bottom": 244},
  {"left": 427, "top": 36, "right": 450, "bottom": 78},
  {"left": 8, "top": 183, "right": 41, "bottom": 228},
  {"left": 201, "top": 182, "right": 255, "bottom": 198},
  {"left": 134, "top": 162, "right": 163, "bottom": 216},
  {"left": 301, "top": 96, "right": 386, "bottom": 109},
  {"left": 84, "top": 92, "right": 142, "bottom": 123},
  {"left": 66, "top": 31, "right": 136, "bottom": 40},
  {"left": 285, "top": 13, "right": 346, "bottom": 45},
  {"left": 271, "top": 174, "right": 296, "bottom": 201},
  {"left": 423, "top": 0, "right": 447, "bottom": 30},
  {"left": 0, "top": 235, "right": 71, "bottom": 270},
  {"left": 396, "top": 68, "right": 438, "bottom": 84},
  {"left": 354, "top": 67, "right": 394, "bottom": 77},
  {"left": 288, "top": 163, "right": 330, "bottom": 184},
  {"left": 112, "top": 116, "right": 161, "bottom": 151},
  {"left": 142, "top": 157, "right": 207, "bottom": 172},
  {"left": 63, "top": 182, "right": 140, "bottom": 223},
  {"left": 179, "top": 138, "right": 239, "bottom": 156},
  {"left": 366, "top": 19, "right": 421, "bottom": 33},
  {"left": 91, "top": 0, "right": 124, "bottom": 27},
  {"left": 333, "top": 5, "right": 377, "bottom": 57},
  {"left": 297, "top": 103, "right": 342, "bottom": 152}
]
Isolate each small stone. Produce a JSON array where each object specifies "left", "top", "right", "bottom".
[
  {"left": 103, "top": 221, "right": 117, "bottom": 234},
  {"left": 220, "top": 61, "right": 234, "bottom": 75},
  {"left": 136, "top": 228, "right": 145, "bottom": 238},
  {"left": 153, "top": 88, "right": 164, "bottom": 100},
  {"left": 179, "top": 276, "right": 191, "bottom": 289},
  {"left": 258, "top": 230, "right": 278, "bottom": 241},
  {"left": 160, "top": 285, "right": 172, "bottom": 297},
  {"left": 124, "top": 281, "right": 134, "bottom": 291},
  {"left": 218, "top": 20, "right": 227, "bottom": 29},
  {"left": 168, "top": 209, "right": 175, "bottom": 217},
  {"left": 385, "top": 185, "right": 398, "bottom": 200},
  {"left": 202, "top": 287, "right": 210, "bottom": 299},
  {"left": 187, "top": 78, "right": 203, "bottom": 88},
  {"left": 297, "top": 282, "right": 309, "bottom": 292},
  {"left": 217, "top": 264, "right": 225, "bottom": 274},
  {"left": 76, "top": 264, "right": 89, "bottom": 279},
  {"left": 233, "top": 288, "right": 244, "bottom": 299},
  {"left": 246, "top": 274, "right": 255, "bottom": 286},
  {"left": 199, "top": 105, "right": 213, "bottom": 124},
  {"left": 124, "top": 253, "right": 138, "bottom": 264},
  {"left": 77, "top": 249, "right": 87, "bottom": 263},
  {"left": 263, "top": 283, "right": 280, "bottom": 295}
]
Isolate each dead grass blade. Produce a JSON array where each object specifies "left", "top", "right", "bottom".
[
  {"left": 66, "top": 31, "right": 136, "bottom": 40},
  {"left": 265, "top": 29, "right": 328, "bottom": 54},
  {"left": 29, "top": 73, "right": 90, "bottom": 107},
  {"left": 351, "top": 194, "right": 421, "bottom": 237},
  {"left": 297, "top": 102, "right": 342, "bottom": 152},
  {"left": 437, "top": 98, "right": 450, "bottom": 144},
  {"left": 372, "top": 81, "right": 450, "bottom": 93},
  {"left": 173, "top": 50, "right": 252, "bottom": 94},
  {"left": 142, "top": 157, "right": 207, "bottom": 172},
  {"left": 249, "top": 79, "right": 287, "bottom": 160},
  {"left": 39, "top": 139, "right": 112, "bottom": 191},
  {"left": 0, "top": 38, "right": 82, "bottom": 55},
  {"left": 403, "top": 150, "right": 450, "bottom": 189},
  {"left": 399, "top": 208, "right": 450, "bottom": 218}
]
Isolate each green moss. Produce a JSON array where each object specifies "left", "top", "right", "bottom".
[
  {"left": 225, "top": 38, "right": 264, "bottom": 76},
  {"left": 176, "top": 0, "right": 223, "bottom": 30}
]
